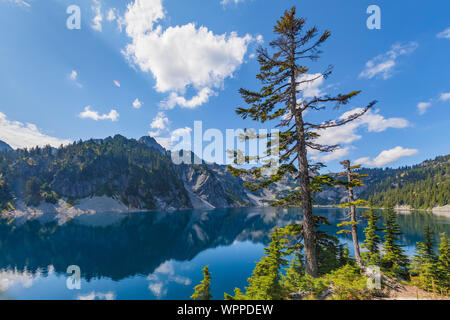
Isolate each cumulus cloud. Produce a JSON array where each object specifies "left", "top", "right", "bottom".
[
  {"left": 78, "top": 106, "right": 119, "bottom": 121},
  {"left": 439, "top": 92, "right": 450, "bottom": 101},
  {"left": 311, "top": 147, "right": 350, "bottom": 162},
  {"left": 122, "top": 0, "right": 254, "bottom": 109},
  {"left": 314, "top": 108, "right": 409, "bottom": 146},
  {"left": 359, "top": 42, "right": 418, "bottom": 80},
  {"left": 355, "top": 146, "right": 418, "bottom": 167},
  {"left": 0, "top": 112, "right": 71, "bottom": 149},
  {"left": 132, "top": 98, "right": 142, "bottom": 109},
  {"left": 91, "top": 0, "right": 103, "bottom": 32},
  {"left": 77, "top": 291, "right": 115, "bottom": 300},
  {"left": 437, "top": 27, "right": 450, "bottom": 39},
  {"left": 309, "top": 108, "right": 409, "bottom": 163},
  {"left": 161, "top": 88, "right": 215, "bottom": 109},
  {"left": 417, "top": 101, "right": 432, "bottom": 115},
  {"left": 155, "top": 126, "right": 192, "bottom": 151},
  {"left": 298, "top": 73, "right": 324, "bottom": 98},
  {"left": 149, "top": 111, "right": 170, "bottom": 136}
]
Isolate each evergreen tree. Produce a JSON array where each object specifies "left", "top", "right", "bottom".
[
  {"left": 228, "top": 7, "right": 376, "bottom": 277},
  {"left": 411, "top": 226, "right": 439, "bottom": 292},
  {"left": 0, "top": 173, "right": 13, "bottom": 211},
  {"left": 191, "top": 265, "right": 212, "bottom": 300},
  {"left": 381, "top": 202, "right": 409, "bottom": 278},
  {"left": 243, "top": 228, "right": 290, "bottom": 300},
  {"left": 336, "top": 160, "right": 367, "bottom": 267},
  {"left": 361, "top": 204, "right": 382, "bottom": 266},
  {"left": 225, "top": 226, "right": 300, "bottom": 300},
  {"left": 281, "top": 251, "right": 305, "bottom": 294},
  {"left": 435, "top": 233, "right": 449, "bottom": 293}
]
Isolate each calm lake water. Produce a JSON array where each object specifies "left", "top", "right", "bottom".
[{"left": 0, "top": 207, "right": 449, "bottom": 300}]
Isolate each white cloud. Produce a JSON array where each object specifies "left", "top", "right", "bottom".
[
  {"left": 107, "top": 8, "right": 117, "bottom": 22},
  {"left": 439, "top": 92, "right": 450, "bottom": 101},
  {"left": 154, "top": 126, "right": 192, "bottom": 151},
  {"left": 69, "top": 70, "right": 82, "bottom": 88},
  {"left": 437, "top": 27, "right": 450, "bottom": 39},
  {"left": 78, "top": 106, "right": 119, "bottom": 121},
  {"left": 298, "top": 73, "right": 324, "bottom": 98},
  {"left": 0, "top": 112, "right": 71, "bottom": 149},
  {"left": 6, "top": 0, "right": 30, "bottom": 7},
  {"left": 132, "top": 98, "right": 143, "bottom": 109},
  {"left": 91, "top": 0, "right": 103, "bottom": 32},
  {"left": 113, "top": 80, "right": 121, "bottom": 87},
  {"left": 314, "top": 108, "right": 409, "bottom": 146},
  {"left": 359, "top": 42, "right": 418, "bottom": 79},
  {"left": 312, "top": 147, "right": 350, "bottom": 162},
  {"left": 355, "top": 146, "right": 418, "bottom": 167},
  {"left": 417, "top": 101, "right": 431, "bottom": 115},
  {"left": 69, "top": 70, "right": 78, "bottom": 81},
  {"left": 77, "top": 291, "right": 115, "bottom": 300},
  {"left": 161, "top": 88, "right": 215, "bottom": 109},
  {"left": 149, "top": 111, "right": 169, "bottom": 136},
  {"left": 221, "top": 0, "right": 245, "bottom": 6},
  {"left": 122, "top": 0, "right": 253, "bottom": 109}
]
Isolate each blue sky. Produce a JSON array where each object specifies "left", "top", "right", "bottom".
[{"left": 0, "top": 0, "right": 449, "bottom": 172}]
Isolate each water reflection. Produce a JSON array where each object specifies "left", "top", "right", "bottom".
[{"left": 0, "top": 207, "right": 448, "bottom": 299}]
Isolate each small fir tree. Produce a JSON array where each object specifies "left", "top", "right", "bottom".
[
  {"left": 361, "top": 204, "right": 382, "bottom": 266},
  {"left": 191, "top": 265, "right": 212, "bottom": 300},
  {"left": 381, "top": 202, "right": 409, "bottom": 278}
]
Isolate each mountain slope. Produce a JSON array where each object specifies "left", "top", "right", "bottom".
[
  {"left": 314, "top": 155, "right": 450, "bottom": 209},
  {"left": 0, "top": 135, "right": 259, "bottom": 212}
]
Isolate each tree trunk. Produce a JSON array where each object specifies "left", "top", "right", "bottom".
[
  {"left": 293, "top": 93, "right": 318, "bottom": 278},
  {"left": 289, "top": 32, "right": 318, "bottom": 277},
  {"left": 346, "top": 167, "right": 364, "bottom": 268}
]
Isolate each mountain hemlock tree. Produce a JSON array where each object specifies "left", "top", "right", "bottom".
[
  {"left": 361, "top": 203, "right": 382, "bottom": 266},
  {"left": 191, "top": 265, "right": 212, "bottom": 300},
  {"left": 225, "top": 226, "right": 299, "bottom": 300},
  {"left": 436, "top": 233, "right": 449, "bottom": 293},
  {"left": 228, "top": 6, "right": 376, "bottom": 277},
  {"left": 381, "top": 202, "right": 409, "bottom": 278},
  {"left": 411, "top": 226, "right": 437, "bottom": 291},
  {"left": 336, "top": 160, "right": 368, "bottom": 268}
]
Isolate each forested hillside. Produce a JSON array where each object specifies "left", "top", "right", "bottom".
[
  {"left": 0, "top": 135, "right": 256, "bottom": 212},
  {"left": 314, "top": 155, "right": 449, "bottom": 209},
  {"left": 0, "top": 135, "right": 448, "bottom": 212},
  {"left": 361, "top": 155, "right": 449, "bottom": 209}
]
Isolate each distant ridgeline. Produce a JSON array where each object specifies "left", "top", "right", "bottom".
[
  {"left": 0, "top": 136, "right": 448, "bottom": 212},
  {"left": 0, "top": 135, "right": 259, "bottom": 212},
  {"left": 314, "top": 155, "right": 449, "bottom": 210}
]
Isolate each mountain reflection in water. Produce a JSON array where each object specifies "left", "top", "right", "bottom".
[{"left": 0, "top": 207, "right": 448, "bottom": 299}]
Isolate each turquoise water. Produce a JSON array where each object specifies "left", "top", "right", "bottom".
[{"left": 0, "top": 207, "right": 448, "bottom": 300}]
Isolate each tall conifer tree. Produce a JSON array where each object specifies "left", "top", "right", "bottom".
[
  {"left": 228, "top": 6, "right": 376, "bottom": 277},
  {"left": 336, "top": 160, "right": 367, "bottom": 267}
]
